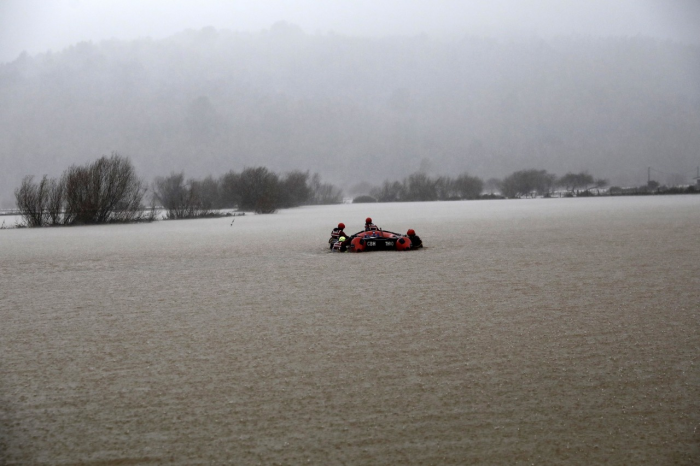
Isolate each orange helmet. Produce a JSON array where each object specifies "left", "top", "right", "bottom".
[
  {"left": 365, "top": 217, "right": 372, "bottom": 224},
  {"left": 407, "top": 229, "right": 415, "bottom": 236},
  {"left": 338, "top": 222, "right": 345, "bottom": 229}
]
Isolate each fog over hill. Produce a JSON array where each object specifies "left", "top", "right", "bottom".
[{"left": 1, "top": 24, "right": 699, "bottom": 207}]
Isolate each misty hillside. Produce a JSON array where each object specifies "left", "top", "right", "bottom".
[{"left": 2, "top": 23, "right": 700, "bottom": 207}]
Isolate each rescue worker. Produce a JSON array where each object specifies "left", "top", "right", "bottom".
[
  {"left": 330, "top": 222, "right": 351, "bottom": 250},
  {"left": 406, "top": 228, "right": 423, "bottom": 248},
  {"left": 337, "top": 236, "right": 349, "bottom": 252},
  {"left": 331, "top": 222, "right": 348, "bottom": 239},
  {"left": 364, "top": 217, "right": 379, "bottom": 231}
]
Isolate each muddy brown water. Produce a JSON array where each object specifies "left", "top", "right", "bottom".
[{"left": 1, "top": 197, "right": 699, "bottom": 465}]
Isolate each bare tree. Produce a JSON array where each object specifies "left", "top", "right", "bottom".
[
  {"left": 219, "top": 170, "right": 241, "bottom": 208},
  {"left": 153, "top": 172, "right": 215, "bottom": 218},
  {"left": 279, "top": 170, "right": 312, "bottom": 208},
  {"left": 238, "top": 167, "right": 280, "bottom": 213},
  {"left": 45, "top": 177, "right": 64, "bottom": 225},
  {"left": 309, "top": 173, "right": 343, "bottom": 205},
  {"left": 197, "top": 176, "right": 220, "bottom": 209},
  {"left": 371, "top": 180, "right": 404, "bottom": 202},
  {"left": 435, "top": 176, "right": 456, "bottom": 200},
  {"left": 153, "top": 172, "right": 191, "bottom": 219},
  {"left": 501, "top": 169, "right": 556, "bottom": 198},
  {"left": 14, "top": 175, "right": 48, "bottom": 227},
  {"left": 63, "top": 153, "right": 146, "bottom": 224},
  {"left": 558, "top": 172, "right": 595, "bottom": 195},
  {"left": 186, "top": 178, "right": 215, "bottom": 216},
  {"left": 484, "top": 178, "right": 502, "bottom": 195},
  {"left": 63, "top": 164, "right": 92, "bottom": 224},
  {"left": 404, "top": 172, "right": 438, "bottom": 201},
  {"left": 453, "top": 172, "right": 484, "bottom": 199}
]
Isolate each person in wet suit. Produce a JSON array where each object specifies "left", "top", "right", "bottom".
[
  {"left": 330, "top": 222, "right": 351, "bottom": 250},
  {"left": 406, "top": 229, "right": 423, "bottom": 248}
]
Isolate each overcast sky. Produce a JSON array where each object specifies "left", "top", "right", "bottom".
[{"left": 1, "top": 0, "right": 699, "bottom": 64}]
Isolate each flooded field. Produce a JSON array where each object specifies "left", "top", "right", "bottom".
[{"left": 1, "top": 196, "right": 699, "bottom": 465}]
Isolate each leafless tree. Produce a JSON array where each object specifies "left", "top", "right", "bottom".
[
  {"left": 153, "top": 172, "right": 214, "bottom": 218},
  {"left": 309, "top": 173, "right": 343, "bottom": 205},
  {"left": 501, "top": 169, "right": 556, "bottom": 198},
  {"left": 371, "top": 180, "right": 404, "bottom": 202},
  {"left": 153, "top": 172, "right": 190, "bottom": 219},
  {"left": 14, "top": 175, "right": 48, "bottom": 227},
  {"left": 453, "top": 173, "right": 484, "bottom": 199},
  {"left": 218, "top": 170, "right": 241, "bottom": 208},
  {"left": 279, "top": 170, "right": 312, "bottom": 208},
  {"left": 189, "top": 176, "right": 218, "bottom": 213},
  {"left": 45, "top": 177, "right": 64, "bottom": 225},
  {"left": 237, "top": 167, "right": 280, "bottom": 213},
  {"left": 63, "top": 153, "right": 146, "bottom": 224}
]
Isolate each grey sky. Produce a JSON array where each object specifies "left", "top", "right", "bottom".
[{"left": 1, "top": 0, "right": 699, "bottom": 64}]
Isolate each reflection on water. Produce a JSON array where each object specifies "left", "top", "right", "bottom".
[{"left": 1, "top": 196, "right": 699, "bottom": 464}]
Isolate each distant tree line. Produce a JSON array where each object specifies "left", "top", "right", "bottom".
[
  {"left": 499, "top": 170, "right": 609, "bottom": 198},
  {"left": 153, "top": 168, "right": 342, "bottom": 218},
  {"left": 15, "top": 155, "right": 697, "bottom": 226},
  {"left": 496, "top": 169, "right": 697, "bottom": 198},
  {"left": 358, "top": 168, "right": 697, "bottom": 202},
  {"left": 355, "top": 171, "right": 484, "bottom": 203},
  {"left": 355, "top": 169, "right": 615, "bottom": 202},
  {"left": 608, "top": 181, "right": 699, "bottom": 196},
  {"left": 14, "top": 153, "right": 344, "bottom": 226}
]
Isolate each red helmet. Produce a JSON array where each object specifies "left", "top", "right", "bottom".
[
  {"left": 365, "top": 217, "right": 372, "bottom": 224},
  {"left": 338, "top": 222, "right": 345, "bottom": 229},
  {"left": 407, "top": 229, "right": 415, "bottom": 236}
]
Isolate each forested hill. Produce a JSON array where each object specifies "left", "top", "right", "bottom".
[{"left": 1, "top": 23, "right": 699, "bottom": 207}]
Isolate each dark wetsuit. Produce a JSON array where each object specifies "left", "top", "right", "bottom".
[{"left": 408, "top": 234, "right": 423, "bottom": 248}]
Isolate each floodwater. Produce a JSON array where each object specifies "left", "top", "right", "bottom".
[{"left": 1, "top": 196, "right": 699, "bottom": 465}]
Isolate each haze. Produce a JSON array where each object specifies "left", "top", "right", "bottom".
[
  {"left": 1, "top": 0, "right": 700, "bottom": 208},
  {"left": 2, "top": 0, "right": 700, "bottom": 64}
]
